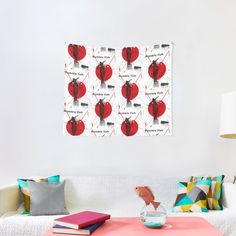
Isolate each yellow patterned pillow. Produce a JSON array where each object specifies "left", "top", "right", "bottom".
[
  {"left": 190, "top": 175, "right": 224, "bottom": 210},
  {"left": 173, "top": 180, "right": 211, "bottom": 212}
]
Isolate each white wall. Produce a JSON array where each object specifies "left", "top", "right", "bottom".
[{"left": 0, "top": 0, "right": 236, "bottom": 186}]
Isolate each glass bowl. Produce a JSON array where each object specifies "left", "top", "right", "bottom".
[{"left": 140, "top": 203, "right": 167, "bottom": 228}]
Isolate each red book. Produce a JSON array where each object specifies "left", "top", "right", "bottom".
[{"left": 54, "top": 211, "right": 111, "bottom": 230}]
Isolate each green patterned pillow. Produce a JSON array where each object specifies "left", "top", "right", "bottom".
[
  {"left": 17, "top": 175, "right": 60, "bottom": 214},
  {"left": 190, "top": 175, "right": 225, "bottom": 210},
  {"left": 173, "top": 179, "right": 211, "bottom": 212}
]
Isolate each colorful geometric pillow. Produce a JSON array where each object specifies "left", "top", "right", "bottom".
[
  {"left": 173, "top": 179, "right": 211, "bottom": 212},
  {"left": 190, "top": 175, "right": 224, "bottom": 210},
  {"left": 17, "top": 175, "right": 60, "bottom": 214}
]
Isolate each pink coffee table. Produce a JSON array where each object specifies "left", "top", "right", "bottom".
[{"left": 43, "top": 217, "right": 223, "bottom": 236}]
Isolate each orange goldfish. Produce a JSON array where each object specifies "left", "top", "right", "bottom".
[{"left": 135, "top": 186, "right": 160, "bottom": 210}]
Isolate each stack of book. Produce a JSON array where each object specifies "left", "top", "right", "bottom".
[{"left": 53, "top": 211, "right": 110, "bottom": 235}]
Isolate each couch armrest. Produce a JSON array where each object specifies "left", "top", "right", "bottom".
[
  {"left": 222, "top": 182, "right": 236, "bottom": 209},
  {"left": 0, "top": 185, "right": 20, "bottom": 216}
]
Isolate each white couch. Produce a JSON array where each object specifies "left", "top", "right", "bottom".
[{"left": 1, "top": 176, "right": 236, "bottom": 236}]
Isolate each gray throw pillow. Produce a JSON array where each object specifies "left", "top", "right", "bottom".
[{"left": 28, "top": 180, "right": 69, "bottom": 216}]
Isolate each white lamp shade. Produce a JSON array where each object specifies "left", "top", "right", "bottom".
[{"left": 219, "top": 91, "right": 236, "bottom": 138}]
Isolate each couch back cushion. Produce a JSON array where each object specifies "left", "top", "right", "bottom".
[{"left": 63, "top": 176, "right": 189, "bottom": 216}]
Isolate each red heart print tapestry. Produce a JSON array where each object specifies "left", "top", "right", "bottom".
[{"left": 64, "top": 43, "right": 172, "bottom": 137}]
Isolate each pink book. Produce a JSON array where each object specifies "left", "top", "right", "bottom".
[{"left": 54, "top": 211, "right": 111, "bottom": 230}]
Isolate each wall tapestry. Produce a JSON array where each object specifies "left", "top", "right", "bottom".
[{"left": 64, "top": 43, "right": 172, "bottom": 137}]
